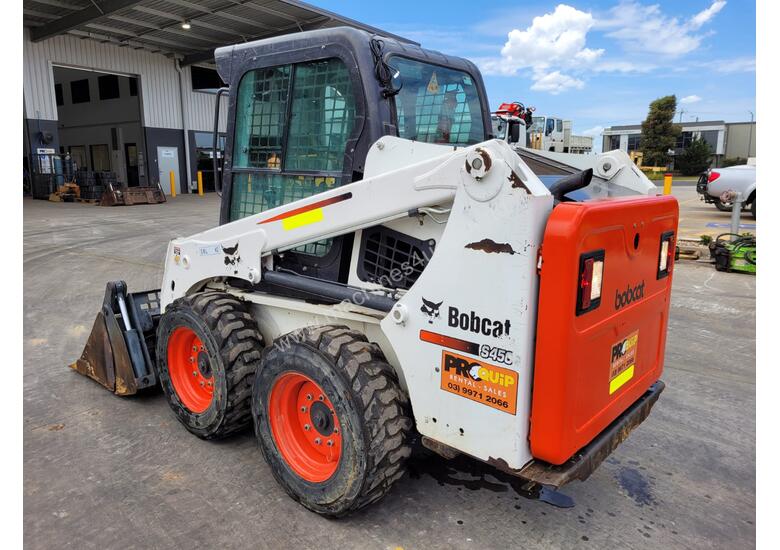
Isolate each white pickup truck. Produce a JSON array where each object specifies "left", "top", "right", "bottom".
[{"left": 697, "top": 163, "right": 756, "bottom": 219}]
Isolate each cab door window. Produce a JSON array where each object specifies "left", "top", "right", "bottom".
[
  {"left": 230, "top": 58, "right": 356, "bottom": 256},
  {"left": 545, "top": 117, "right": 555, "bottom": 136}
]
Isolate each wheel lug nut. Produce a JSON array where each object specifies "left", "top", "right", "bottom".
[
  {"left": 304, "top": 424, "right": 310, "bottom": 431},
  {"left": 306, "top": 394, "right": 312, "bottom": 400},
  {"left": 192, "top": 371, "right": 198, "bottom": 376},
  {"left": 314, "top": 438, "right": 321, "bottom": 445},
  {"left": 200, "top": 381, "right": 205, "bottom": 387},
  {"left": 318, "top": 395, "right": 324, "bottom": 401},
  {"left": 301, "top": 406, "right": 307, "bottom": 412},
  {"left": 207, "top": 381, "right": 212, "bottom": 387},
  {"left": 327, "top": 440, "right": 334, "bottom": 447},
  {"left": 189, "top": 357, "right": 194, "bottom": 363},
  {"left": 192, "top": 346, "right": 197, "bottom": 352},
  {"left": 333, "top": 428, "right": 339, "bottom": 434}
]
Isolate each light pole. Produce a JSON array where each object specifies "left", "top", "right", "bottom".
[{"left": 746, "top": 111, "right": 754, "bottom": 159}]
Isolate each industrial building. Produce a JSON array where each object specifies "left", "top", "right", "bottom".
[
  {"left": 602, "top": 119, "right": 756, "bottom": 167},
  {"left": 23, "top": 0, "right": 411, "bottom": 196}
]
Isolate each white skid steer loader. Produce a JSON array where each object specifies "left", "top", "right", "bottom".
[{"left": 70, "top": 28, "right": 678, "bottom": 517}]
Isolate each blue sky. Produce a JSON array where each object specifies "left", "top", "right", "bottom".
[{"left": 315, "top": 0, "right": 756, "bottom": 149}]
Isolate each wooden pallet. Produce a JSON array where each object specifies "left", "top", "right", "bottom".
[{"left": 75, "top": 197, "right": 99, "bottom": 204}]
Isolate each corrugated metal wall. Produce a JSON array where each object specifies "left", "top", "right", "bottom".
[{"left": 23, "top": 28, "right": 227, "bottom": 133}]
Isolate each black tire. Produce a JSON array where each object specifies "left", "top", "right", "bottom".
[
  {"left": 714, "top": 198, "right": 732, "bottom": 211},
  {"left": 252, "top": 325, "right": 412, "bottom": 517},
  {"left": 156, "top": 291, "right": 264, "bottom": 439},
  {"left": 751, "top": 195, "right": 756, "bottom": 219}
]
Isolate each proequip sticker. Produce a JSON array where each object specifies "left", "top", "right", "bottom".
[
  {"left": 440, "top": 350, "right": 517, "bottom": 414},
  {"left": 609, "top": 330, "right": 638, "bottom": 395}
]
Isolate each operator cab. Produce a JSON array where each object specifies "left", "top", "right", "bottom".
[
  {"left": 491, "top": 115, "right": 525, "bottom": 147},
  {"left": 214, "top": 27, "right": 492, "bottom": 284}
]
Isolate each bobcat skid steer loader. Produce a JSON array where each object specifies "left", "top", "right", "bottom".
[{"left": 70, "top": 27, "right": 678, "bottom": 517}]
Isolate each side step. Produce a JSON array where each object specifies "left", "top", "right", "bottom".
[{"left": 70, "top": 281, "right": 161, "bottom": 395}]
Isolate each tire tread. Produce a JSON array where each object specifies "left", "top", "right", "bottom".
[
  {"left": 163, "top": 291, "right": 263, "bottom": 439},
  {"left": 283, "top": 324, "right": 413, "bottom": 515}
]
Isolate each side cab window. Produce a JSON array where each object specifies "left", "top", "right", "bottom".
[{"left": 229, "top": 58, "right": 357, "bottom": 256}]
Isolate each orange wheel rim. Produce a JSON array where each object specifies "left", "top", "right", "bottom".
[
  {"left": 268, "top": 373, "right": 342, "bottom": 483},
  {"left": 167, "top": 326, "right": 214, "bottom": 413}
]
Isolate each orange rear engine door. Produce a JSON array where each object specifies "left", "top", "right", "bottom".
[{"left": 531, "top": 195, "right": 679, "bottom": 465}]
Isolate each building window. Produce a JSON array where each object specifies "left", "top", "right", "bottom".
[
  {"left": 191, "top": 66, "right": 225, "bottom": 92},
  {"left": 699, "top": 130, "right": 718, "bottom": 152},
  {"left": 70, "top": 79, "right": 90, "bottom": 104},
  {"left": 98, "top": 74, "right": 120, "bottom": 100},
  {"left": 90, "top": 144, "right": 110, "bottom": 171},
  {"left": 55, "top": 83, "right": 64, "bottom": 106},
  {"left": 627, "top": 134, "right": 641, "bottom": 151},
  {"left": 675, "top": 131, "right": 694, "bottom": 150},
  {"left": 129, "top": 77, "right": 138, "bottom": 97},
  {"left": 68, "top": 145, "right": 87, "bottom": 170},
  {"left": 607, "top": 135, "right": 621, "bottom": 150}
]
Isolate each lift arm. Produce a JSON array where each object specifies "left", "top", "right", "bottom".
[{"left": 159, "top": 137, "right": 552, "bottom": 310}]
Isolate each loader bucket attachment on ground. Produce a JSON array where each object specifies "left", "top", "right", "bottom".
[
  {"left": 70, "top": 281, "right": 161, "bottom": 395},
  {"left": 100, "top": 183, "right": 166, "bottom": 206}
]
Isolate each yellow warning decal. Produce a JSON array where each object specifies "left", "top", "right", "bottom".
[
  {"left": 282, "top": 208, "right": 323, "bottom": 231},
  {"left": 427, "top": 72, "right": 440, "bottom": 93},
  {"left": 610, "top": 365, "right": 635, "bottom": 394},
  {"left": 609, "top": 330, "right": 638, "bottom": 395}
]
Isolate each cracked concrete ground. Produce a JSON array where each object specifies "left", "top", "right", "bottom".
[{"left": 24, "top": 194, "right": 755, "bottom": 549}]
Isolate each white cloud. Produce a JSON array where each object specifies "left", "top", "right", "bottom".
[
  {"left": 690, "top": 0, "right": 727, "bottom": 28},
  {"left": 478, "top": 4, "right": 605, "bottom": 92},
  {"left": 499, "top": 5, "right": 602, "bottom": 73},
  {"left": 705, "top": 57, "right": 756, "bottom": 73},
  {"left": 475, "top": 1, "right": 733, "bottom": 95},
  {"left": 680, "top": 95, "right": 702, "bottom": 104},
  {"left": 530, "top": 71, "right": 585, "bottom": 94},
  {"left": 592, "top": 60, "right": 654, "bottom": 73},
  {"left": 597, "top": 1, "right": 727, "bottom": 57}
]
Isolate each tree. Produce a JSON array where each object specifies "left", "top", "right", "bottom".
[
  {"left": 639, "top": 95, "right": 681, "bottom": 167},
  {"left": 675, "top": 137, "right": 712, "bottom": 175}
]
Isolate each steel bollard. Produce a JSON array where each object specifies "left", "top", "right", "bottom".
[
  {"left": 169, "top": 170, "right": 176, "bottom": 197},
  {"left": 663, "top": 173, "right": 673, "bottom": 195},
  {"left": 730, "top": 192, "right": 743, "bottom": 237}
]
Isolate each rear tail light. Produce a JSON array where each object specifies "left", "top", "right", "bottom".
[
  {"left": 577, "top": 250, "right": 605, "bottom": 315},
  {"left": 708, "top": 171, "right": 720, "bottom": 183},
  {"left": 657, "top": 231, "right": 675, "bottom": 279}
]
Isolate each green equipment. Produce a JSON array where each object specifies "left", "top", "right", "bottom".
[{"left": 711, "top": 233, "right": 756, "bottom": 274}]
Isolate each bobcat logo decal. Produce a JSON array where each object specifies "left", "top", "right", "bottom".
[
  {"left": 222, "top": 242, "right": 240, "bottom": 275},
  {"left": 420, "top": 297, "right": 443, "bottom": 324}
]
